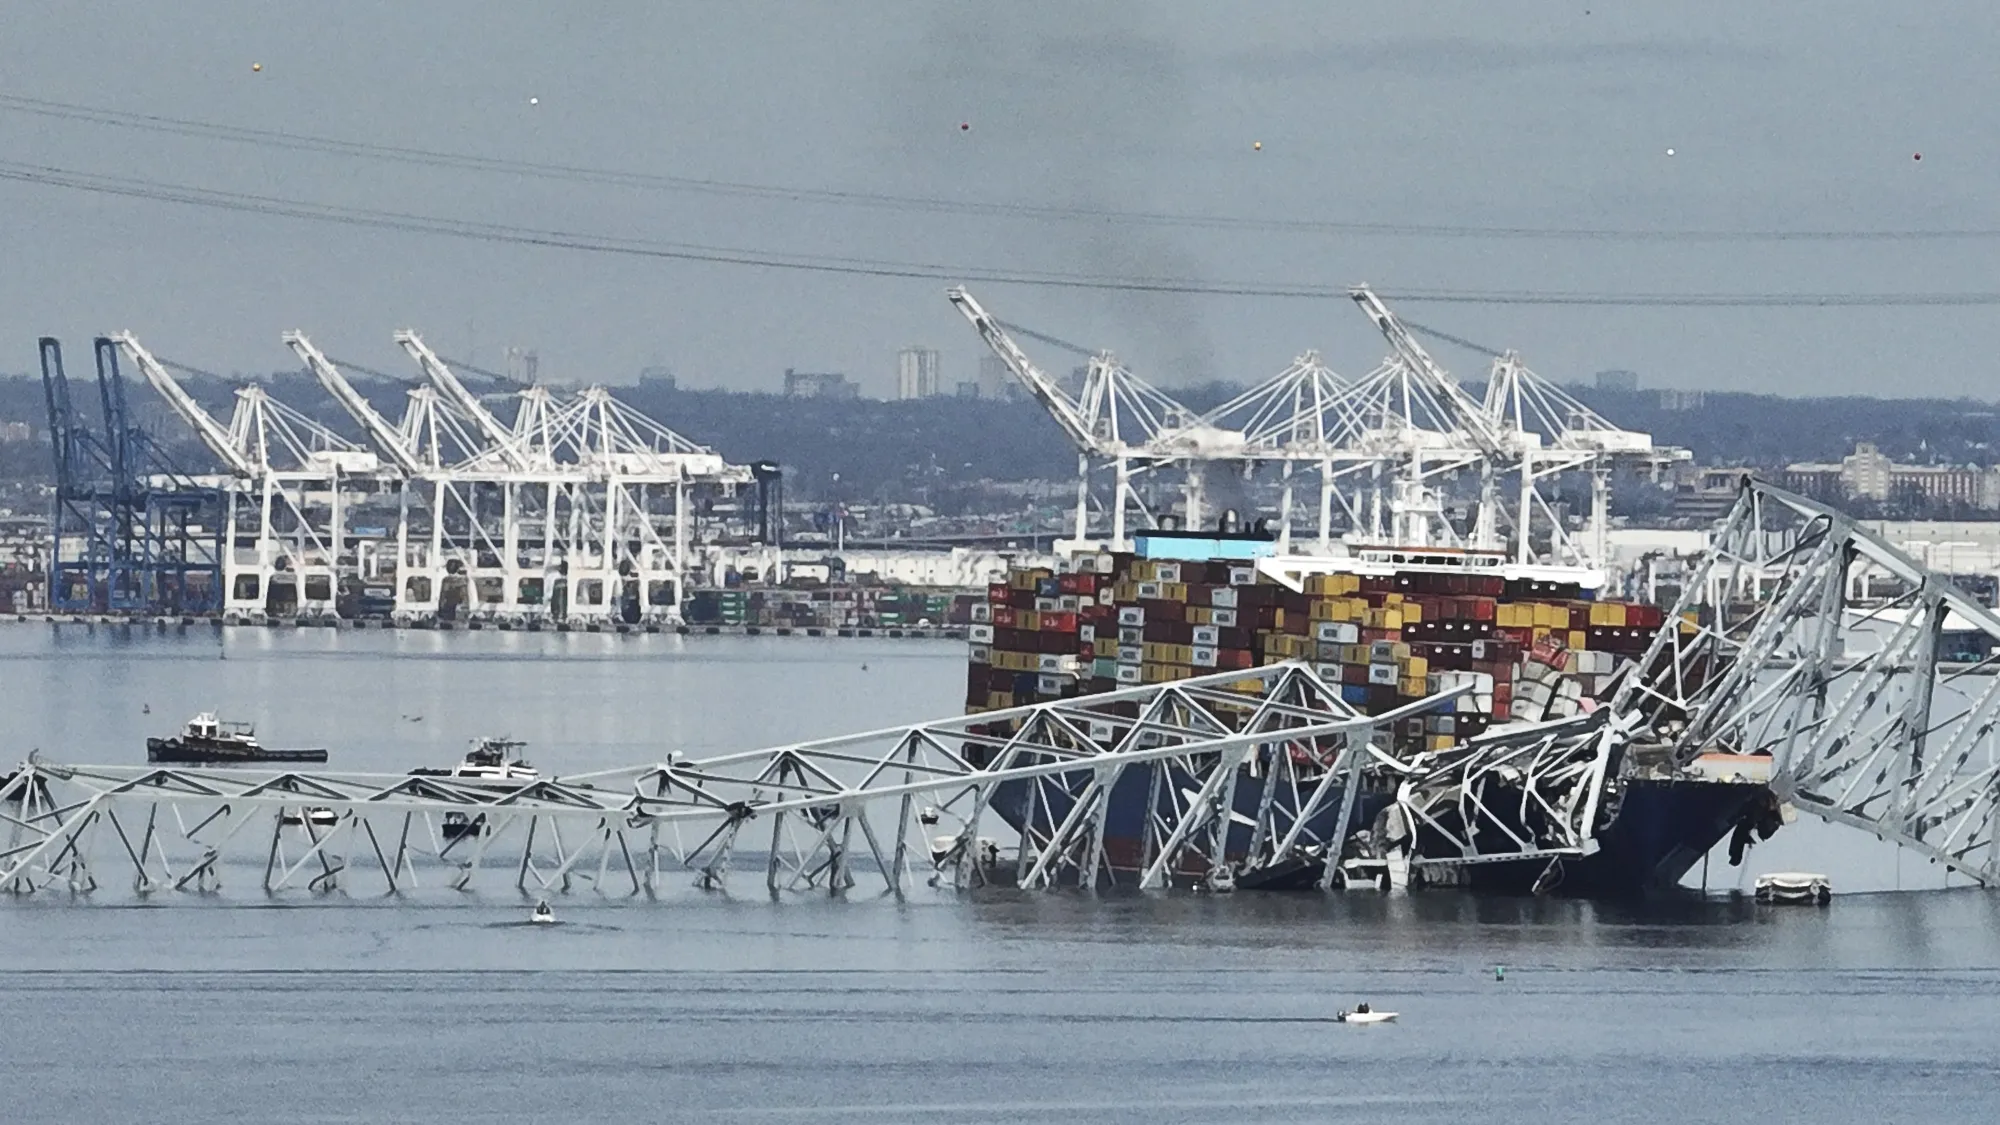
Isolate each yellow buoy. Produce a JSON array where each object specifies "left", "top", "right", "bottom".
[
  {"left": 251, "top": 62, "right": 263, "bottom": 72},
  {"left": 1253, "top": 141, "right": 1262, "bottom": 151}
]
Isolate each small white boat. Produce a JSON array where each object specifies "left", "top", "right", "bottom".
[
  {"left": 1335, "top": 1007, "right": 1397, "bottom": 1025},
  {"left": 529, "top": 900, "right": 556, "bottom": 925},
  {"left": 411, "top": 737, "right": 540, "bottom": 787},
  {"left": 1755, "top": 871, "right": 1831, "bottom": 904}
]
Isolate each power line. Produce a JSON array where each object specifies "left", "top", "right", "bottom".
[
  {"left": 7, "top": 157, "right": 2000, "bottom": 308},
  {"left": 3, "top": 90, "right": 1997, "bottom": 244}
]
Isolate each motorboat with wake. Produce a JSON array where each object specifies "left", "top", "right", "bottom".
[
  {"left": 410, "top": 737, "right": 540, "bottom": 787},
  {"left": 147, "top": 713, "right": 328, "bottom": 765},
  {"left": 530, "top": 900, "right": 556, "bottom": 925}
]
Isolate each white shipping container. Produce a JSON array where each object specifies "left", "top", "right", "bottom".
[
  {"left": 1079, "top": 624, "right": 1096, "bottom": 644},
  {"left": 1212, "top": 608, "right": 1238, "bottom": 627},
  {"left": 1155, "top": 563, "right": 1182, "bottom": 583},
  {"left": 1115, "top": 665, "right": 1144, "bottom": 685},
  {"left": 1228, "top": 567, "right": 1255, "bottom": 586},
  {"left": 968, "top": 644, "right": 991, "bottom": 664},
  {"left": 1118, "top": 607, "right": 1145, "bottom": 627},
  {"left": 1118, "top": 625, "right": 1144, "bottom": 644},
  {"left": 1137, "top": 581, "right": 1163, "bottom": 599},
  {"left": 1210, "top": 587, "right": 1239, "bottom": 609},
  {"left": 1368, "top": 663, "right": 1399, "bottom": 686},
  {"left": 1034, "top": 597, "right": 1059, "bottom": 612},
  {"left": 1118, "top": 645, "right": 1145, "bottom": 664},
  {"left": 971, "top": 603, "right": 992, "bottom": 624},
  {"left": 968, "top": 623, "right": 994, "bottom": 643},
  {"left": 1191, "top": 625, "right": 1220, "bottom": 646},
  {"left": 1191, "top": 646, "right": 1218, "bottom": 668}
]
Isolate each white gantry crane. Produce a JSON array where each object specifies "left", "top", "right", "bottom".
[
  {"left": 948, "top": 286, "right": 1377, "bottom": 551},
  {"left": 125, "top": 329, "right": 748, "bottom": 625},
  {"left": 114, "top": 332, "right": 384, "bottom": 620},
  {"left": 950, "top": 283, "right": 1683, "bottom": 571}
]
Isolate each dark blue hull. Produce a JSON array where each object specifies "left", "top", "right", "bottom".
[
  {"left": 990, "top": 769, "right": 1763, "bottom": 898},
  {"left": 989, "top": 761, "right": 1397, "bottom": 884}
]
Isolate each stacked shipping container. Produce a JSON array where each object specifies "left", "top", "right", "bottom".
[{"left": 967, "top": 551, "right": 1675, "bottom": 754}]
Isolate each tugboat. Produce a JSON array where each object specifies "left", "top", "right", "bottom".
[
  {"left": 147, "top": 713, "right": 329, "bottom": 764},
  {"left": 410, "top": 737, "right": 540, "bottom": 786}
]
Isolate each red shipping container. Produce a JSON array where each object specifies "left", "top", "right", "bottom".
[
  {"left": 987, "top": 583, "right": 1010, "bottom": 603},
  {"left": 1042, "top": 611, "right": 1078, "bottom": 634},
  {"left": 992, "top": 607, "right": 1017, "bottom": 629}
]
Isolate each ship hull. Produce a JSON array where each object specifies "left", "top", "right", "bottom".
[
  {"left": 146, "top": 738, "right": 328, "bottom": 765},
  {"left": 988, "top": 770, "right": 1763, "bottom": 898},
  {"left": 987, "top": 763, "right": 1397, "bottom": 885}
]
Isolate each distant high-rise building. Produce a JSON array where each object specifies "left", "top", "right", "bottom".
[
  {"left": 897, "top": 347, "right": 941, "bottom": 400},
  {"left": 977, "top": 354, "right": 1011, "bottom": 400},
  {"left": 783, "top": 368, "right": 859, "bottom": 400},
  {"left": 638, "top": 365, "right": 676, "bottom": 390},
  {"left": 1658, "top": 389, "right": 1707, "bottom": 412},
  {"left": 1594, "top": 369, "right": 1640, "bottom": 392}
]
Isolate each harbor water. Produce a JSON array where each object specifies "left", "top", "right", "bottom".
[{"left": 3, "top": 625, "right": 1997, "bottom": 1123}]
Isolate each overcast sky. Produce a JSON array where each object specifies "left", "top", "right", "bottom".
[{"left": 3, "top": 2, "right": 1998, "bottom": 398}]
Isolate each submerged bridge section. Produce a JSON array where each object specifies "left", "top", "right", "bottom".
[{"left": 0, "top": 664, "right": 1459, "bottom": 899}]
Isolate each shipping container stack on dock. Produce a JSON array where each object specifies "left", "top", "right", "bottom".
[{"left": 965, "top": 548, "right": 1673, "bottom": 752}]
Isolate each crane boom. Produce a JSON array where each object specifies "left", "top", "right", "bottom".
[
  {"left": 1348, "top": 285, "right": 1510, "bottom": 461},
  {"left": 285, "top": 332, "right": 427, "bottom": 475},
  {"left": 110, "top": 331, "right": 257, "bottom": 478},
  {"left": 393, "top": 330, "right": 529, "bottom": 470},
  {"left": 946, "top": 286, "right": 1105, "bottom": 453}
]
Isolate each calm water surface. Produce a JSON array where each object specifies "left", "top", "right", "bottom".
[{"left": 2, "top": 626, "right": 1996, "bottom": 1123}]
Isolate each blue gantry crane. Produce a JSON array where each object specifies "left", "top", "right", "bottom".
[{"left": 37, "top": 336, "right": 225, "bottom": 615}]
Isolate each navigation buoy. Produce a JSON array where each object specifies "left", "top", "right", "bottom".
[
  {"left": 251, "top": 63, "right": 262, "bottom": 73},
  {"left": 529, "top": 97, "right": 539, "bottom": 106},
  {"left": 1253, "top": 141, "right": 1262, "bottom": 151},
  {"left": 1913, "top": 152, "right": 1922, "bottom": 161},
  {"left": 1665, "top": 148, "right": 1675, "bottom": 157}
]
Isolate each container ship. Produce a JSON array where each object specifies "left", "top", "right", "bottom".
[{"left": 961, "top": 530, "right": 1770, "bottom": 897}]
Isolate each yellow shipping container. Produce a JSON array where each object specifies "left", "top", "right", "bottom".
[
  {"left": 1018, "top": 610, "right": 1040, "bottom": 631},
  {"left": 1405, "top": 655, "right": 1429, "bottom": 680},
  {"left": 1401, "top": 677, "right": 1426, "bottom": 697},
  {"left": 1161, "top": 582, "right": 1188, "bottom": 602},
  {"left": 1401, "top": 601, "right": 1423, "bottom": 624},
  {"left": 1384, "top": 593, "right": 1404, "bottom": 606},
  {"left": 1227, "top": 678, "right": 1265, "bottom": 694},
  {"left": 1094, "top": 637, "right": 1120, "bottom": 658},
  {"left": 1429, "top": 735, "right": 1456, "bottom": 752},
  {"left": 1569, "top": 630, "right": 1588, "bottom": 650},
  {"left": 989, "top": 691, "right": 1014, "bottom": 709},
  {"left": 1309, "top": 598, "right": 1335, "bottom": 622},
  {"left": 1129, "top": 561, "right": 1157, "bottom": 583}
]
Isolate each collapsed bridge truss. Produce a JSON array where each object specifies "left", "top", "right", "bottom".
[{"left": 0, "top": 664, "right": 1460, "bottom": 898}]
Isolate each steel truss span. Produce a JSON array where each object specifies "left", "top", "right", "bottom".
[
  {"left": 0, "top": 664, "right": 1462, "bottom": 900},
  {"left": 1618, "top": 481, "right": 2000, "bottom": 886}
]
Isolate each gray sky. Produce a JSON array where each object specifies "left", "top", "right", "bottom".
[{"left": 3, "top": 1, "right": 1998, "bottom": 398}]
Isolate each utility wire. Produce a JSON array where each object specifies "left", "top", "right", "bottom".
[
  {"left": 3, "top": 90, "right": 1996, "bottom": 244},
  {"left": 7, "top": 157, "right": 2000, "bottom": 308}
]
